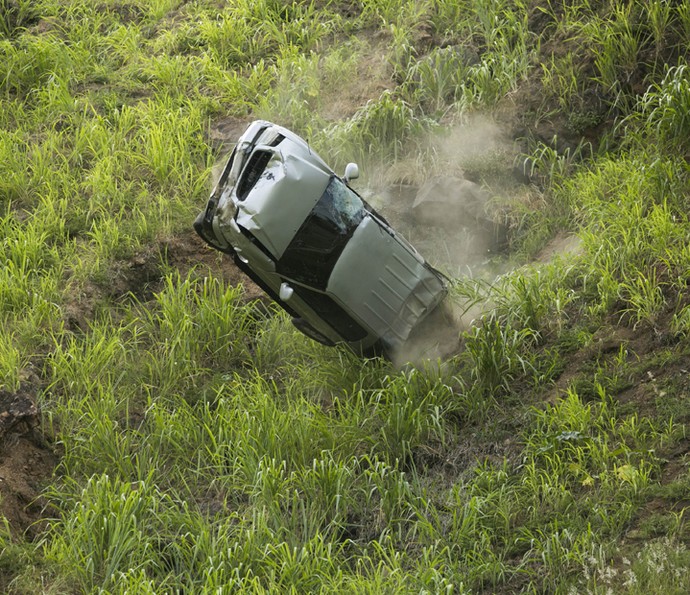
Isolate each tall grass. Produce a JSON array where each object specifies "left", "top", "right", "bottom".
[
  {"left": 2, "top": 0, "right": 690, "bottom": 593},
  {"left": 637, "top": 64, "right": 690, "bottom": 152},
  {"left": 320, "top": 91, "right": 433, "bottom": 168}
]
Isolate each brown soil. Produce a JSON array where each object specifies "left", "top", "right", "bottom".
[
  {"left": 64, "top": 231, "right": 264, "bottom": 332},
  {"left": 0, "top": 385, "right": 58, "bottom": 539}
]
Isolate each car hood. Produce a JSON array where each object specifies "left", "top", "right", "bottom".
[{"left": 234, "top": 149, "right": 332, "bottom": 258}]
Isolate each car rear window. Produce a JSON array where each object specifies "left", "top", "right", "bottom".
[{"left": 277, "top": 177, "right": 365, "bottom": 290}]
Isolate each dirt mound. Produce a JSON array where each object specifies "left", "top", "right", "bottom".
[
  {"left": 0, "top": 385, "right": 58, "bottom": 539},
  {"left": 64, "top": 231, "right": 264, "bottom": 332},
  {"left": 110, "top": 231, "right": 264, "bottom": 302},
  {"left": 157, "top": 231, "right": 263, "bottom": 300}
]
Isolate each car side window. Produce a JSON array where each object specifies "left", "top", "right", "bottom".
[
  {"left": 324, "top": 177, "right": 366, "bottom": 232},
  {"left": 277, "top": 177, "right": 365, "bottom": 290}
]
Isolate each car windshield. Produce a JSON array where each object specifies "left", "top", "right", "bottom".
[{"left": 277, "top": 177, "right": 366, "bottom": 289}]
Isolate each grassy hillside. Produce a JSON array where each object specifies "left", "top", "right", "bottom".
[{"left": 2, "top": 0, "right": 690, "bottom": 592}]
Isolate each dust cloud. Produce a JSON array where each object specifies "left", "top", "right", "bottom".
[
  {"left": 370, "top": 117, "right": 515, "bottom": 275},
  {"left": 365, "top": 117, "right": 522, "bottom": 366}
]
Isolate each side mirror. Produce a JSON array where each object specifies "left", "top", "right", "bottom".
[
  {"left": 279, "top": 282, "right": 294, "bottom": 302},
  {"left": 344, "top": 162, "right": 359, "bottom": 183}
]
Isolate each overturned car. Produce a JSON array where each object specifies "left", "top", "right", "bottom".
[{"left": 194, "top": 120, "right": 448, "bottom": 358}]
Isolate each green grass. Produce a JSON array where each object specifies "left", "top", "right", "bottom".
[{"left": 2, "top": 0, "right": 690, "bottom": 593}]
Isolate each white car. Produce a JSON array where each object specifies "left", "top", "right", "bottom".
[{"left": 194, "top": 120, "right": 448, "bottom": 358}]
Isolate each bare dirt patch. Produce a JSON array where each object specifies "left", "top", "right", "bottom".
[
  {"left": 535, "top": 231, "right": 582, "bottom": 263},
  {"left": 108, "top": 231, "right": 264, "bottom": 301},
  {"left": 158, "top": 230, "right": 263, "bottom": 301},
  {"left": 0, "top": 385, "right": 58, "bottom": 540},
  {"left": 63, "top": 230, "right": 264, "bottom": 332},
  {"left": 207, "top": 116, "right": 252, "bottom": 152}
]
